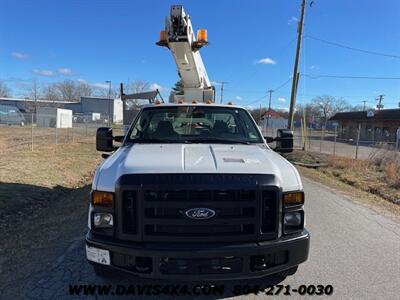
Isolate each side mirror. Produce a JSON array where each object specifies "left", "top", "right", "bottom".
[
  {"left": 96, "top": 127, "right": 114, "bottom": 152},
  {"left": 275, "top": 129, "right": 294, "bottom": 153},
  {"left": 264, "top": 136, "right": 275, "bottom": 143}
]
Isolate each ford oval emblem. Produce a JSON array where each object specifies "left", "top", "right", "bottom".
[{"left": 184, "top": 208, "right": 216, "bottom": 220}]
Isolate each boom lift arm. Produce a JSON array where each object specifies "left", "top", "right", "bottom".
[{"left": 157, "top": 5, "right": 215, "bottom": 103}]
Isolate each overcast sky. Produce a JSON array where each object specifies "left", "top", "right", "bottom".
[{"left": 1, "top": 0, "right": 400, "bottom": 109}]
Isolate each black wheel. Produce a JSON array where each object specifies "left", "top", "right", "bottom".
[
  {"left": 275, "top": 266, "right": 298, "bottom": 278},
  {"left": 92, "top": 264, "right": 116, "bottom": 278}
]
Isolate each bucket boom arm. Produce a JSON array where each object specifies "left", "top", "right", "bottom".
[{"left": 157, "top": 5, "right": 215, "bottom": 103}]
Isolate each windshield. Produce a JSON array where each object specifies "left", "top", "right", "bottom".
[{"left": 127, "top": 106, "right": 263, "bottom": 144}]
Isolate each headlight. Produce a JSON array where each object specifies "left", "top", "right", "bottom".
[
  {"left": 284, "top": 212, "right": 302, "bottom": 226},
  {"left": 92, "top": 191, "right": 114, "bottom": 207},
  {"left": 283, "top": 191, "right": 304, "bottom": 206},
  {"left": 93, "top": 213, "right": 114, "bottom": 228},
  {"left": 283, "top": 211, "right": 304, "bottom": 234}
]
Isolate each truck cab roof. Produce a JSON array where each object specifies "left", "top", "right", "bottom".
[{"left": 142, "top": 102, "right": 246, "bottom": 109}]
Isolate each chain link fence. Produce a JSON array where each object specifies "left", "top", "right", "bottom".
[
  {"left": 262, "top": 126, "right": 400, "bottom": 160},
  {"left": 0, "top": 112, "right": 114, "bottom": 153},
  {"left": 3, "top": 111, "right": 398, "bottom": 161}
]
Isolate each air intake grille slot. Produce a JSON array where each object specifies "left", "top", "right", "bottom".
[
  {"left": 122, "top": 191, "right": 137, "bottom": 234},
  {"left": 262, "top": 190, "right": 277, "bottom": 233}
]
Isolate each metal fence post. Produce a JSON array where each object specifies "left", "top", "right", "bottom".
[
  {"left": 333, "top": 125, "right": 337, "bottom": 156},
  {"left": 355, "top": 123, "right": 361, "bottom": 159},
  {"left": 31, "top": 113, "right": 34, "bottom": 152},
  {"left": 319, "top": 128, "right": 323, "bottom": 152},
  {"left": 308, "top": 127, "right": 311, "bottom": 151}
]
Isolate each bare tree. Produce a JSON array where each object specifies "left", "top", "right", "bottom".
[
  {"left": 310, "top": 95, "right": 351, "bottom": 128},
  {"left": 0, "top": 81, "right": 10, "bottom": 97},
  {"left": 76, "top": 82, "right": 93, "bottom": 99},
  {"left": 24, "top": 79, "right": 42, "bottom": 100},
  {"left": 125, "top": 80, "right": 150, "bottom": 94},
  {"left": 55, "top": 80, "right": 78, "bottom": 101},
  {"left": 92, "top": 85, "right": 118, "bottom": 98},
  {"left": 352, "top": 104, "right": 372, "bottom": 111},
  {"left": 42, "top": 84, "right": 61, "bottom": 101},
  {"left": 51, "top": 80, "right": 92, "bottom": 102}
]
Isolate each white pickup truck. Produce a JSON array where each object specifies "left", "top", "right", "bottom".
[{"left": 86, "top": 103, "right": 309, "bottom": 280}]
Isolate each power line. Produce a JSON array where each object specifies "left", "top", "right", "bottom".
[
  {"left": 300, "top": 93, "right": 381, "bottom": 98},
  {"left": 273, "top": 78, "right": 292, "bottom": 91},
  {"left": 243, "top": 95, "right": 268, "bottom": 106},
  {"left": 302, "top": 74, "right": 400, "bottom": 80},
  {"left": 305, "top": 35, "right": 400, "bottom": 59}
]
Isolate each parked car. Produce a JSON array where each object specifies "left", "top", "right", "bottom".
[{"left": 0, "top": 104, "right": 25, "bottom": 126}]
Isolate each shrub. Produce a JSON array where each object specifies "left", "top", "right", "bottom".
[
  {"left": 368, "top": 149, "right": 400, "bottom": 187},
  {"left": 384, "top": 160, "right": 400, "bottom": 188},
  {"left": 328, "top": 156, "right": 369, "bottom": 171}
]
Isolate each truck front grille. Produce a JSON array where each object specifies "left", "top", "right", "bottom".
[
  {"left": 143, "top": 189, "right": 257, "bottom": 240},
  {"left": 118, "top": 174, "right": 279, "bottom": 243}
]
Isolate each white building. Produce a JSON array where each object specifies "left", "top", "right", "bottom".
[{"left": 36, "top": 107, "right": 72, "bottom": 128}]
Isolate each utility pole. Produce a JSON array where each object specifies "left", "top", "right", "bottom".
[
  {"left": 376, "top": 94, "right": 385, "bottom": 110},
  {"left": 105, "top": 80, "right": 112, "bottom": 125},
  {"left": 268, "top": 89, "right": 273, "bottom": 110},
  {"left": 215, "top": 81, "right": 228, "bottom": 104},
  {"left": 33, "top": 78, "right": 38, "bottom": 114},
  {"left": 267, "top": 89, "right": 273, "bottom": 127},
  {"left": 362, "top": 100, "right": 367, "bottom": 111},
  {"left": 288, "top": 0, "right": 306, "bottom": 130}
]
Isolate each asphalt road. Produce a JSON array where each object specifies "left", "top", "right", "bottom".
[{"left": 13, "top": 177, "right": 400, "bottom": 300}]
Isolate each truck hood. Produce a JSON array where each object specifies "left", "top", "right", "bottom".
[{"left": 93, "top": 144, "right": 302, "bottom": 192}]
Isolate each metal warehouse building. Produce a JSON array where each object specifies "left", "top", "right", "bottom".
[
  {"left": 64, "top": 96, "right": 123, "bottom": 124},
  {"left": 330, "top": 108, "right": 400, "bottom": 143},
  {"left": 0, "top": 96, "right": 123, "bottom": 124}
]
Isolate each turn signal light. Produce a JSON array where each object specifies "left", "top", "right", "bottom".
[
  {"left": 283, "top": 191, "right": 304, "bottom": 206},
  {"left": 159, "top": 30, "right": 167, "bottom": 42},
  {"left": 197, "top": 29, "right": 207, "bottom": 42},
  {"left": 92, "top": 191, "right": 114, "bottom": 207}
]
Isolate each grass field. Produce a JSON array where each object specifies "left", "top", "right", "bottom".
[
  {"left": 284, "top": 150, "right": 400, "bottom": 207},
  {"left": 0, "top": 125, "right": 99, "bottom": 152},
  {"left": 0, "top": 138, "right": 102, "bottom": 292},
  {"left": 0, "top": 139, "right": 101, "bottom": 224}
]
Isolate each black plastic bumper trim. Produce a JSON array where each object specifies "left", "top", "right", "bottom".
[{"left": 86, "top": 229, "right": 310, "bottom": 280}]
